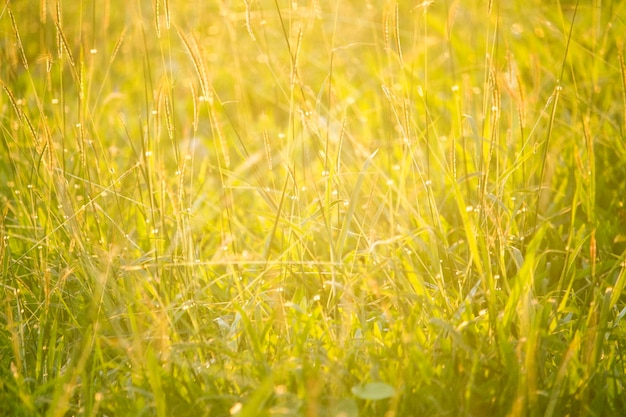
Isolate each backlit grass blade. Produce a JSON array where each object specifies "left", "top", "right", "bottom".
[{"left": 335, "top": 149, "right": 378, "bottom": 262}]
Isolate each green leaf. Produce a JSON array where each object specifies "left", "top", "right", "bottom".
[{"left": 351, "top": 382, "right": 395, "bottom": 401}]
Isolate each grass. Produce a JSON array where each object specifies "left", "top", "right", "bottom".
[{"left": 1, "top": 0, "right": 625, "bottom": 415}]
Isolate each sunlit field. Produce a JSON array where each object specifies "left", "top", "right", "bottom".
[{"left": 1, "top": 0, "right": 625, "bottom": 415}]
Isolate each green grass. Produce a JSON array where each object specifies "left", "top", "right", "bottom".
[{"left": 1, "top": 0, "right": 625, "bottom": 415}]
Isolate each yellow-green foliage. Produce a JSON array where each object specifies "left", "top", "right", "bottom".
[{"left": 1, "top": 1, "right": 625, "bottom": 416}]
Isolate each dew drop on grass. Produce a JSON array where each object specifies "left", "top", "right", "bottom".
[
  {"left": 89, "top": 48, "right": 98, "bottom": 54},
  {"left": 274, "top": 385, "right": 288, "bottom": 395},
  {"left": 229, "top": 403, "right": 243, "bottom": 415}
]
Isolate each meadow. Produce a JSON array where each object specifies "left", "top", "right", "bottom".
[{"left": 1, "top": 0, "right": 625, "bottom": 415}]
